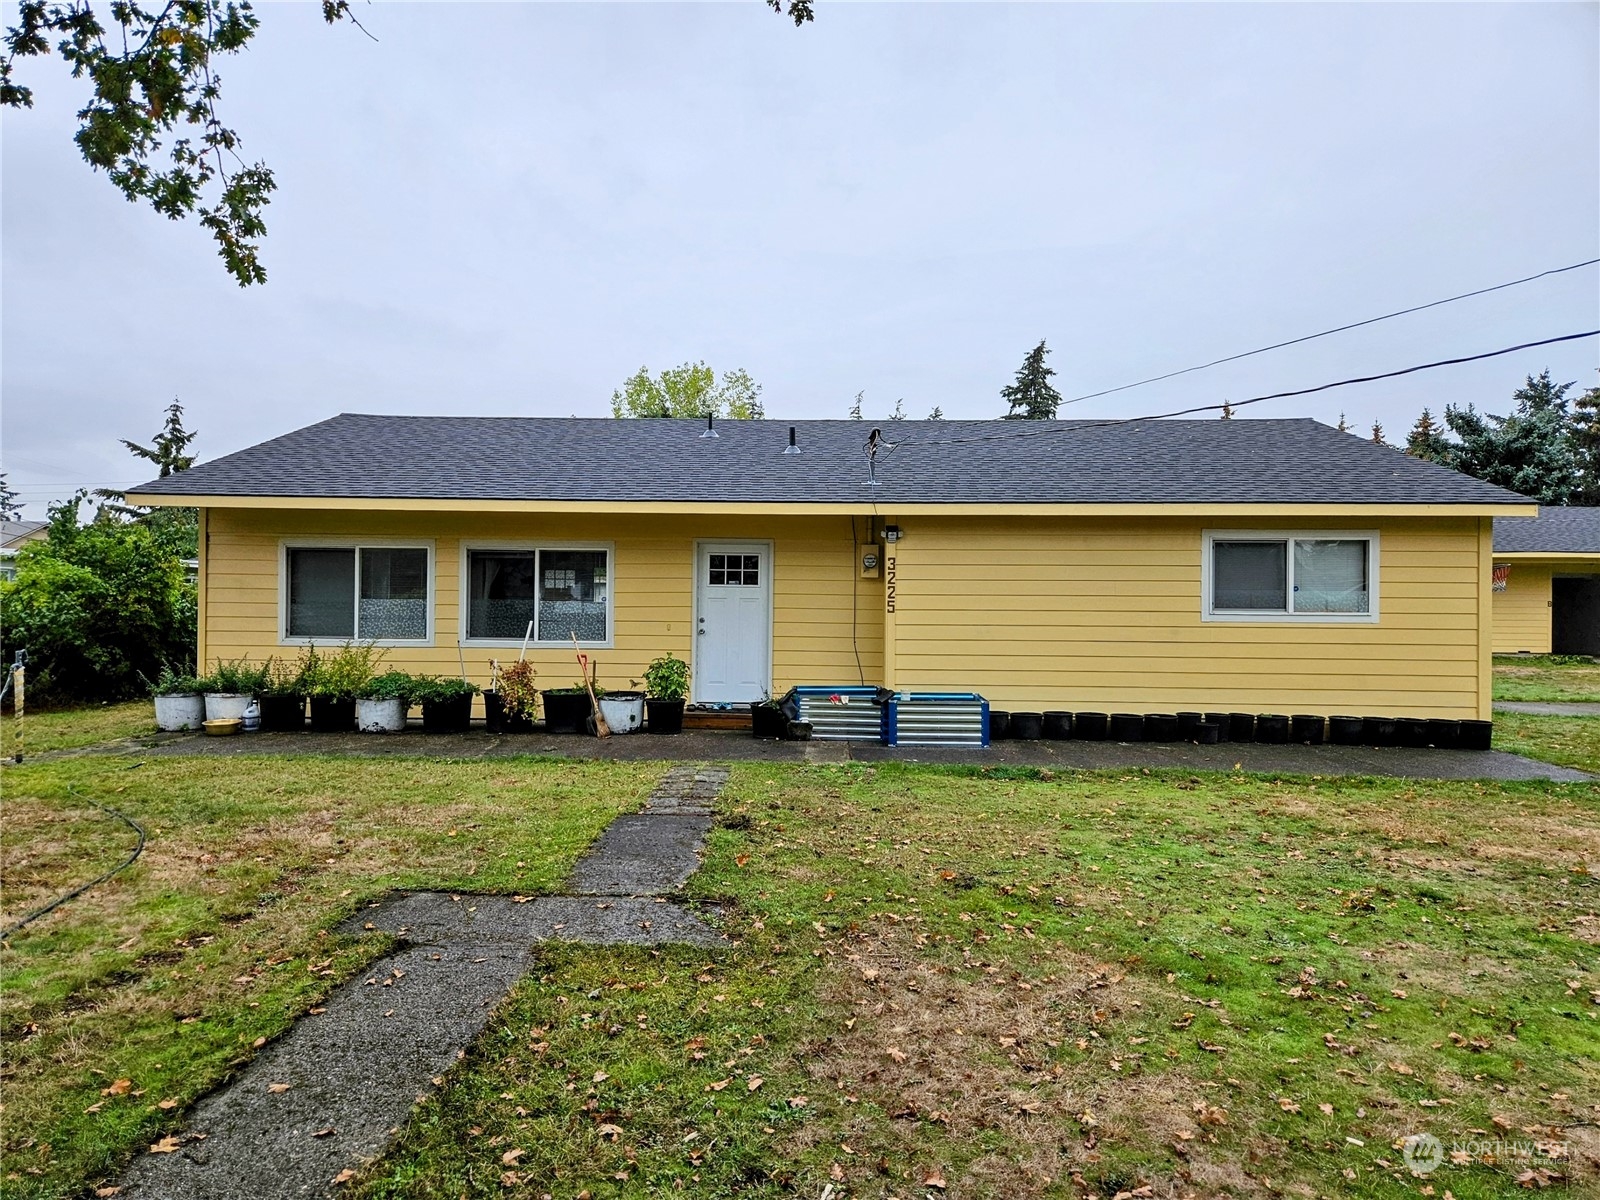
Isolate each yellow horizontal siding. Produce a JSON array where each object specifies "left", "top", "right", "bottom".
[
  {"left": 889, "top": 515, "right": 1487, "bottom": 719},
  {"left": 1491, "top": 562, "right": 1552, "bottom": 654}
]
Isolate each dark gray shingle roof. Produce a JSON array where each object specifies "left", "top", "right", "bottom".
[
  {"left": 129, "top": 414, "right": 1532, "bottom": 507},
  {"left": 1494, "top": 507, "right": 1600, "bottom": 554}
]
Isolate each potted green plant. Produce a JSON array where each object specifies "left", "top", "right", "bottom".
[
  {"left": 358, "top": 670, "right": 415, "bottom": 733},
  {"left": 414, "top": 675, "right": 479, "bottom": 733},
  {"left": 486, "top": 660, "right": 538, "bottom": 734},
  {"left": 644, "top": 654, "right": 689, "bottom": 735},
  {"left": 201, "top": 657, "right": 269, "bottom": 723},
  {"left": 750, "top": 691, "right": 788, "bottom": 740},
  {"left": 258, "top": 654, "right": 308, "bottom": 732},
  {"left": 152, "top": 665, "right": 205, "bottom": 732},
  {"left": 303, "top": 641, "right": 384, "bottom": 733}
]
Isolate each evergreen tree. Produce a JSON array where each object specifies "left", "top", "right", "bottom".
[
  {"left": 1370, "top": 422, "right": 1387, "bottom": 446},
  {"left": 888, "top": 397, "right": 906, "bottom": 421},
  {"left": 92, "top": 401, "right": 201, "bottom": 556},
  {"left": 1219, "top": 401, "right": 1234, "bottom": 420},
  {"left": 1404, "top": 407, "right": 1452, "bottom": 464},
  {"left": 848, "top": 392, "right": 864, "bottom": 420},
  {"left": 927, "top": 406, "right": 945, "bottom": 420},
  {"left": 1000, "top": 340, "right": 1063, "bottom": 420},
  {"left": 0, "top": 472, "right": 20, "bottom": 521},
  {"left": 1570, "top": 381, "right": 1600, "bottom": 505},
  {"left": 1336, "top": 412, "right": 1350, "bottom": 433},
  {"left": 1443, "top": 370, "right": 1579, "bottom": 505}
]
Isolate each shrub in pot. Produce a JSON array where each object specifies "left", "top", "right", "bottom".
[
  {"left": 541, "top": 686, "right": 590, "bottom": 734},
  {"left": 486, "top": 660, "right": 539, "bottom": 734},
  {"left": 357, "top": 670, "right": 415, "bottom": 733},
  {"left": 414, "top": 675, "right": 479, "bottom": 733},
  {"left": 201, "top": 656, "right": 269, "bottom": 722},
  {"left": 257, "top": 655, "right": 308, "bottom": 732},
  {"left": 152, "top": 665, "right": 205, "bottom": 731},
  {"left": 303, "top": 642, "right": 384, "bottom": 732},
  {"left": 644, "top": 654, "right": 690, "bottom": 735}
]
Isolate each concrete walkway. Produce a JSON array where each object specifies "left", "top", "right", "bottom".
[
  {"left": 107, "top": 726, "right": 1592, "bottom": 782},
  {"left": 117, "top": 766, "right": 727, "bottom": 1199},
  {"left": 1495, "top": 700, "right": 1600, "bottom": 717}
]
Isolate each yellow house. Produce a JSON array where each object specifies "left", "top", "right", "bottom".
[
  {"left": 1491, "top": 507, "right": 1600, "bottom": 655},
  {"left": 126, "top": 414, "right": 1537, "bottom": 722}
]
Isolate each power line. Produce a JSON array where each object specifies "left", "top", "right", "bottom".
[
  {"left": 1063, "top": 257, "right": 1600, "bottom": 407},
  {"left": 877, "top": 329, "right": 1599, "bottom": 456}
]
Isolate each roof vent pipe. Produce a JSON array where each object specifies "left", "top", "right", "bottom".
[
  {"left": 700, "top": 413, "right": 719, "bottom": 439},
  {"left": 784, "top": 426, "right": 801, "bottom": 455}
]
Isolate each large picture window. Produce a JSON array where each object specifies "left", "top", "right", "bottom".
[
  {"left": 285, "top": 545, "right": 431, "bottom": 641},
  {"left": 466, "top": 547, "right": 610, "bottom": 643},
  {"left": 1204, "top": 532, "right": 1376, "bottom": 621}
]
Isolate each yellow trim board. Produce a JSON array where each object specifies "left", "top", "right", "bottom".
[
  {"left": 126, "top": 493, "right": 1539, "bottom": 519},
  {"left": 1491, "top": 551, "right": 1600, "bottom": 562}
]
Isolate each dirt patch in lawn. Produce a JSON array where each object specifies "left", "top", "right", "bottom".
[{"left": 784, "top": 926, "right": 1254, "bottom": 1198}]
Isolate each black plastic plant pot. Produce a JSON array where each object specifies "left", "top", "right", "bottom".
[
  {"left": 1144, "top": 713, "right": 1179, "bottom": 742},
  {"left": 1255, "top": 714, "right": 1290, "bottom": 744},
  {"left": 1363, "top": 716, "right": 1399, "bottom": 747},
  {"left": 1328, "top": 715, "right": 1365, "bottom": 746},
  {"left": 1194, "top": 721, "right": 1222, "bottom": 745},
  {"left": 751, "top": 703, "right": 788, "bottom": 740},
  {"left": 422, "top": 695, "right": 472, "bottom": 734},
  {"left": 1176, "top": 712, "right": 1204, "bottom": 740},
  {"left": 1010, "top": 712, "right": 1044, "bottom": 740},
  {"left": 1458, "top": 720, "right": 1492, "bottom": 751},
  {"left": 1425, "top": 718, "right": 1460, "bottom": 749},
  {"left": 1291, "top": 715, "right": 1326, "bottom": 745},
  {"left": 308, "top": 696, "right": 355, "bottom": 733},
  {"left": 259, "top": 694, "right": 305, "bottom": 732},
  {"left": 1396, "top": 718, "right": 1429, "bottom": 748},
  {"left": 1203, "top": 711, "right": 1230, "bottom": 734},
  {"left": 1108, "top": 713, "right": 1145, "bottom": 742},
  {"left": 1074, "top": 712, "right": 1108, "bottom": 741},
  {"left": 484, "top": 691, "right": 505, "bottom": 734},
  {"left": 1042, "top": 711, "right": 1073, "bottom": 740},
  {"left": 989, "top": 711, "right": 1011, "bottom": 740},
  {"left": 541, "top": 691, "right": 590, "bottom": 734},
  {"left": 646, "top": 698, "right": 686, "bottom": 734},
  {"left": 1228, "top": 713, "right": 1256, "bottom": 743}
]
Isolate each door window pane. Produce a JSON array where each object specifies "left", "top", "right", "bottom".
[
  {"left": 468, "top": 551, "right": 537, "bottom": 639},
  {"left": 1293, "top": 540, "right": 1369, "bottom": 613},
  {"left": 1213, "top": 541, "right": 1287, "bottom": 610},
  {"left": 539, "top": 550, "right": 608, "bottom": 642},
  {"left": 359, "top": 548, "right": 428, "bottom": 639},
  {"left": 288, "top": 548, "right": 356, "bottom": 638}
]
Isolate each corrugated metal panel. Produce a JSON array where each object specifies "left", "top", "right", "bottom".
[
  {"left": 789, "top": 686, "right": 885, "bottom": 742},
  {"left": 885, "top": 692, "right": 989, "bottom": 747}
]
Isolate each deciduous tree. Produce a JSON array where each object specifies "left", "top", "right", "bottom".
[{"left": 610, "top": 362, "right": 764, "bottom": 419}]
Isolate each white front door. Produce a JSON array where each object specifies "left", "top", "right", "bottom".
[{"left": 694, "top": 542, "right": 772, "bottom": 703}]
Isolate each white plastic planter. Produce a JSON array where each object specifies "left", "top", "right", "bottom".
[
  {"left": 204, "top": 693, "right": 253, "bottom": 722},
  {"left": 598, "top": 693, "right": 645, "bottom": 733},
  {"left": 356, "top": 697, "right": 407, "bottom": 733},
  {"left": 154, "top": 694, "right": 205, "bottom": 732}
]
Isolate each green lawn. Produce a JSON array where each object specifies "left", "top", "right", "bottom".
[
  {"left": 1494, "top": 655, "right": 1600, "bottom": 703},
  {"left": 0, "top": 700, "right": 155, "bottom": 758},
  {"left": 1494, "top": 712, "right": 1600, "bottom": 774},
  {"left": 5, "top": 756, "right": 1598, "bottom": 1200}
]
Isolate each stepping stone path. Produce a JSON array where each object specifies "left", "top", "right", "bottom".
[{"left": 118, "top": 766, "right": 729, "bottom": 1199}]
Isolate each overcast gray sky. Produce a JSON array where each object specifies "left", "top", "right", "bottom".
[{"left": 3, "top": 1, "right": 1597, "bottom": 511}]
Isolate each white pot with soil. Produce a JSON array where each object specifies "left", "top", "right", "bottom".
[
  {"left": 356, "top": 697, "right": 407, "bottom": 733},
  {"left": 154, "top": 693, "right": 205, "bottom": 731},
  {"left": 204, "top": 693, "right": 253, "bottom": 722}
]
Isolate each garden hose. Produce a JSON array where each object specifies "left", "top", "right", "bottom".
[{"left": 1, "top": 766, "right": 148, "bottom": 939}]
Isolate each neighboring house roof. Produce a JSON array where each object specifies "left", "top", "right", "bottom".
[
  {"left": 1493, "top": 506, "right": 1600, "bottom": 555},
  {"left": 0, "top": 519, "right": 47, "bottom": 550},
  {"left": 127, "top": 414, "right": 1533, "bottom": 507}
]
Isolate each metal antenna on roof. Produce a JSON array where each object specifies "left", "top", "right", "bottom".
[
  {"left": 864, "top": 427, "right": 882, "bottom": 486},
  {"left": 784, "top": 426, "right": 801, "bottom": 455},
  {"left": 700, "top": 413, "right": 719, "bottom": 439}
]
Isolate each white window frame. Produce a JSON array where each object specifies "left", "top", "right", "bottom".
[
  {"left": 278, "top": 538, "right": 436, "bottom": 646},
  {"left": 1201, "top": 530, "right": 1380, "bottom": 624},
  {"left": 459, "top": 540, "right": 615, "bottom": 649}
]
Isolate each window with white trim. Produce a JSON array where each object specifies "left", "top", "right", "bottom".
[
  {"left": 466, "top": 547, "right": 610, "bottom": 642},
  {"left": 285, "top": 545, "right": 430, "bottom": 641},
  {"left": 1204, "top": 533, "right": 1376, "bottom": 620}
]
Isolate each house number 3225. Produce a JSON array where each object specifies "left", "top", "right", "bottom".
[{"left": 885, "top": 556, "right": 896, "bottom": 614}]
